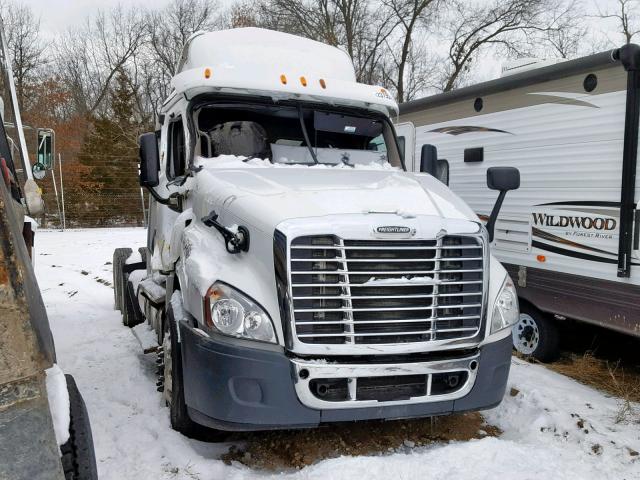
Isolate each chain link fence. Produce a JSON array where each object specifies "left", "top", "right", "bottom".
[{"left": 36, "top": 157, "right": 148, "bottom": 229}]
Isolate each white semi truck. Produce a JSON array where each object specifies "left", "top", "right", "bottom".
[{"left": 114, "top": 28, "right": 521, "bottom": 437}]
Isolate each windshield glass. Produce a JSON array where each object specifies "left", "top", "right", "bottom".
[{"left": 194, "top": 103, "right": 401, "bottom": 168}]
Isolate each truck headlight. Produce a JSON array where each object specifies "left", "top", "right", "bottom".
[
  {"left": 205, "top": 282, "right": 277, "bottom": 343},
  {"left": 491, "top": 276, "right": 519, "bottom": 334}
]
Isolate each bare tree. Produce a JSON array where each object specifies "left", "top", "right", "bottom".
[
  {"left": 55, "top": 6, "right": 146, "bottom": 115},
  {"left": 0, "top": 2, "right": 46, "bottom": 108},
  {"left": 147, "top": 0, "right": 223, "bottom": 102},
  {"left": 381, "top": 0, "right": 437, "bottom": 102},
  {"left": 435, "top": 0, "right": 565, "bottom": 92},
  {"left": 258, "top": 0, "right": 395, "bottom": 84},
  {"left": 596, "top": 0, "right": 639, "bottom": 44},
  {"left": 533, "top": 0, "right": 588, "bottom": 58}
]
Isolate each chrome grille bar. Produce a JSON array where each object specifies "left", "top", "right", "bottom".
[{"left": 288, "top": 234, "right": 485, "bottom": 347}]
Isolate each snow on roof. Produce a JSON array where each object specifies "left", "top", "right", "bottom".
[
  {"left": 169, "top": 28, "right": 398, "bottom": 116},
  {"left": 178, "top": 28, "right": 356, "bottom": 81}
]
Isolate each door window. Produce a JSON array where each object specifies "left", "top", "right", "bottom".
[{"left": 167, "top": 118, "right": 186, "bottom": 179}]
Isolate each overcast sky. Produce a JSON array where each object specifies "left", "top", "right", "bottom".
[
  {"left": 15, "top": 0, "right": 629, "bottom": 84},
  {"left": 20, "top": 0, "right": 626, "bottom": 38}
]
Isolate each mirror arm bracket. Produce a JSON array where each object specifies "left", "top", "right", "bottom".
[
  {"left": 486, "top": 190, "right": 506, "bottom": 242},
  {"left": 201, "top": 210, "right": 250, "bottom": 254}
]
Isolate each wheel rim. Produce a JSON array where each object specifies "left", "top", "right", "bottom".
[
  {"left": 512, "top": 313, "right": 540, "bottom": 355},
  {"left": 163, "top": 329, "right": 173, "bottom": 406}
]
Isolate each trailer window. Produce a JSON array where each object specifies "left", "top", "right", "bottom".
[
  {"left": 397, "top": 136, "right": 406, "bottom": 162},
  {"left": 437, "top": 159, "right": 449, "bottom": 185},
  {"left": 167, "top": 118, "right": 186, "bottom": 178}
]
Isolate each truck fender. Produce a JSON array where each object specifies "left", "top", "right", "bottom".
[{"left": 165, "top": 208, "right": 195, "bottom": 266}]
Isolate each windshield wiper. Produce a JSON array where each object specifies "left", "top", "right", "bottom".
[{"left": 297, "top": 105, "right": 318, "bottom": 164}]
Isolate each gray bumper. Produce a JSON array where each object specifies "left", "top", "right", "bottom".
[{"left": 179, "top": 323, "right": 512, "bottom": 431}]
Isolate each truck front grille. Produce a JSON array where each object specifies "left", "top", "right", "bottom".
[{"left": 288, "top": 235, "right": 484, "bottom": 346}]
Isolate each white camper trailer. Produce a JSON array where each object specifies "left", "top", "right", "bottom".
[{"left": 397, "top": 45, "right": 640, "bottom": 361}]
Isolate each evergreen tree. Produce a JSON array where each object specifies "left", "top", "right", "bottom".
[{"left": 77, "top": 70, "right": 146, "bottom": 226}]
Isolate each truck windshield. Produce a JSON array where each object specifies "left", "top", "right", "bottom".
[{"left": 195, "top": 103, "right": 402, "bottom": 168}]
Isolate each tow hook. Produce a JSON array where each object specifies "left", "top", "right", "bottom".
[{"left": 202, "top": 210, "right": 250, "bottom": 254}]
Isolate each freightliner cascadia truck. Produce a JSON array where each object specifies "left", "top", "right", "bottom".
[{"left": 113, "top": 27, "right": 521, "bottom": 437}]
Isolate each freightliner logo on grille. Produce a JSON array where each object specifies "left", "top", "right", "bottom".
[{"left": 376, "top": 226, "right": 413, "bottom": 234}]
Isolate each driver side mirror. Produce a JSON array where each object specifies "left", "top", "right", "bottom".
[
  {"left": 419, "top": 144, "right": 438, "bottom": 177},
  {"left": 139, "top": 132, "right": 160, "bottom": 188},
  {"left": 486, "top": 167, "right": 520, "bottom": 242}
]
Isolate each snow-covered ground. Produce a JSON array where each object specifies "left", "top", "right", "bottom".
[{"left": 36, "top": 228, "right": 639, "bottom": 479}]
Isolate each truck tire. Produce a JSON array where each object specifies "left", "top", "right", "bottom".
[
  {"left": 512, "top": 304, "right": 560, "bottom": 363},
  {"left": 138, "top": 247, "right": 147, "bottom": 266},
  {"left": 163, "top": 305, "right": 226, "bottom": 441},
  {"left": 60, "top": 375, "right": 98, "bottom": 480},
  {"left": 112, "top": 248, "right": 132, "bottom": 311},
  {"left": 122, "top": 279, "right": 143, "bottom": 328}
]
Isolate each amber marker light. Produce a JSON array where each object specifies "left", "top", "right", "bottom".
[
  {"left": 536, "top": 255, "right": 546, "bottom": 263},
  {"left": 204, "top": 285, "right": 223, "bottom": 328},
  {"left": 204, "top": 68, "right": 212, "bottom": 79},
  {"left": 319, "top": 78, "right": 326, "bottom": 89},
  {"left": 300, "top": 76, "right": 307, "bottom": 87},
  {"left": 280, "top": 74, "right": 287, "bottom": 85}
]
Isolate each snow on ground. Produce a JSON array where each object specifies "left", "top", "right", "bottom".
[{"left": 36, "top": 228, "right": 639, "bottom": 480}]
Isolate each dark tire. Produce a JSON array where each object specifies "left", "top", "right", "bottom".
[
  {"left": 60, "top": 375, "right": 98, "bottom": 480},
  {"left": 112, "top": 248, "right": 132, "bottom": 311},
  {"left": 138, "top": 247, "right": 148, "bottom": 266},
  {"left": 512, "top": 304, "right": 560, "bottom": 362},
  {"left": 163, "top": 305, "right": 227, "bottom": 441},
  {"left": 122, "top": 279, "right": 143, "bottom": 328}
]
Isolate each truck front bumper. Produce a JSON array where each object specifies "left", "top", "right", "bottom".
[{"left": 179, "top": 323, "right": 512, "bottom": 431}]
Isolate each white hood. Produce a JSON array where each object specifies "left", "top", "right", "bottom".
[{"left": 190, "top": 161, "right": 478, "bottom": 234}]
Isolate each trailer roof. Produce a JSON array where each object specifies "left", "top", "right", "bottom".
[{"left": 400, "top": 49, "right": 621, "bottom": 114}]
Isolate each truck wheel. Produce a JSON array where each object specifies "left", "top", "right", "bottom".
[
  {"left": 60, "top": 375, "right": 98, "bottom": 480},
  {"left": 512, "top": 304, "right": 560, "bottom": 362},
  {"left": 138, "top": 247, "right": 147, "bottom": 266},
  {"left": 163, "top": 306, "right": 227, "bottom": 441},
  {"left": 112, "top": 248, "right": 132, "bottom": 311},
  {"left": 122, "top": 279, "right": 143, "bottom": 328}
]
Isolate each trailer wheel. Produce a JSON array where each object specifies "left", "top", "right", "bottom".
[
  {"left": 512, "top": 304, "right": 559, "bottom": 362},
  {"left": 60, "top": 375, "right": 98, "bottom": 480},
  {"left": 112, "top": 248, "right": 132, "bottom": 311},
  {"left": 163, "top": 305, "right": 227, "bottom": 441}
]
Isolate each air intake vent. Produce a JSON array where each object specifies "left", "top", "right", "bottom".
[{"left": 287, "top": 235, "right": 484, "bottom": 347}]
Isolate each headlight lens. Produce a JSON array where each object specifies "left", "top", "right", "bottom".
[
  {"left": 205, "top": 282, "right": 277, "bottom": 343},
  {"left": 491, "top": 276, "right": 519, "bottom": 334}
]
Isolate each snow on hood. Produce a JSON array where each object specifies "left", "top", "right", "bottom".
[{"left": 191, "top": 156, "right": 477, "bottom": 233}]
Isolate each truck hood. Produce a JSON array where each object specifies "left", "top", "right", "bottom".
[{"left": 191, "top": 165, "right": 478, "bottom": 233}]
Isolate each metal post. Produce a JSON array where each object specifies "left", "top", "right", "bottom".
[
  {"left": 139, "top": 186, "right": 147, "bottom": 227},
  {"left": 58, "top": 153, "right": 66, "bottom": 231},
  {"left": 50, "top": 157, "right": 62, "bottom": 230}
]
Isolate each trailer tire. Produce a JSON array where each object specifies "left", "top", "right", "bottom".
[
  {"left": 60, "top": 375, "right": 98, "bottom": 480},
  {"left": 163, "top": 305, "right": 227, "bottom": 441},
  {"left": 112, "top": 247, "right": 132, "bottom": 311},
  {"left": 512, "top": 304, "right": 560, "bottom": 363}
]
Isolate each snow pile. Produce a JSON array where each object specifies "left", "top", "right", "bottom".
[
  {"left": 45, "top": 364, "right": 70, "bottom": 446},
  {"left": 138, "top": 277, "right": 166, "bottom": 301},
  {"left": 36, "top": 228, "right": 640, "bottom": 480},
  {"left": 364, "top": 275, "right": 436, "bottom": 285},
  {"left": 195, "top": 154, "right": 399, "bottom": 171},
  {"left": 132, "top": 323, "right": 159, "bottom": 353}
]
